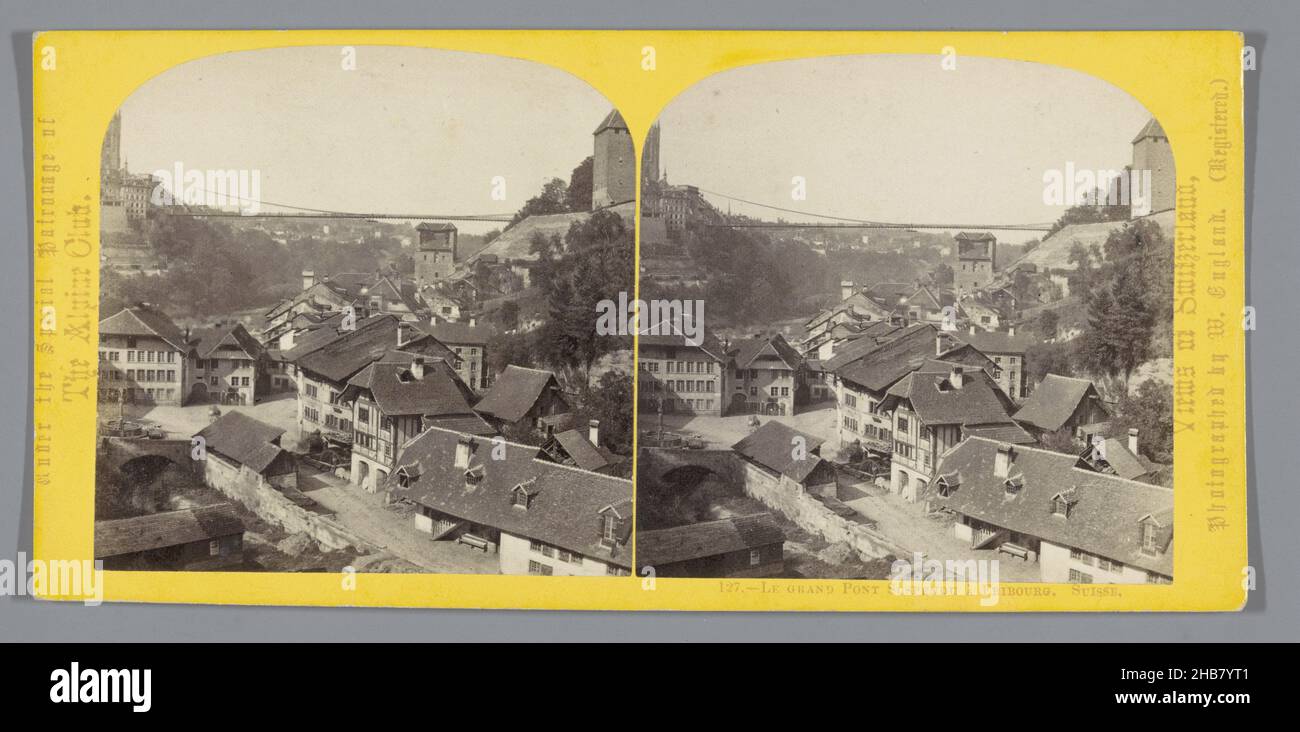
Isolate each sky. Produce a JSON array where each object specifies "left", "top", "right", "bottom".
[
  {"left": 653, "top": 55, "right": 1154, "bottom": 244},
  {"left": 118, "top": 46, "right": 615, "bottom": 234}
]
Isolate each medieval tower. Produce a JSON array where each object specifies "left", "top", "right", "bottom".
[
  {"left": 1131, "top": 118, "right": 1175, "bottom": 215},
  {"left": 591, "top": 109, "right": 635, "bottom": 210},
  {"left": 101, "top": 110, "right": 122, "bottom": 179},
  {"left": 415, "top": 222, "right": 458, "bottom": 288}
]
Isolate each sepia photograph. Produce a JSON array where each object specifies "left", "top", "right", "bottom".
[
  {"left": 636, "top": 56, "right": 1175, "bottom": 586},
  {"left": 93, "top": 47, "right": 635, "bottom": 576}
]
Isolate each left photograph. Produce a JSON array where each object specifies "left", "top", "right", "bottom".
[{"left": 94, "top": 47, "right": 635, "bottom": 576}]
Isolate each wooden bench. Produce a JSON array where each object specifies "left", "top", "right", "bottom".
[
  {"left": 998, "top": 542, "right": 1030, "bottom": 560},
  {"left": 459, "top": 534, "right": 490, "bottom": 552}
]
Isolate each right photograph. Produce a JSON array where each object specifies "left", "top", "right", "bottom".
[{"left": 636, "top": 55, "right": 1175, "bottom": 583}]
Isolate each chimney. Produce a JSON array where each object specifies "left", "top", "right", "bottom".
[
  {"left": 454, "top": 435, "right": 474, "bottom": 469},
  {"left": 397, "top": 322, "right": 415, "bottom": 347},
  {"left": 969, "top": 325, "right": 976, "bottom": 335},
  {"left": 301, "top": 270, "right": 315, "bottom": 289},
  {"left": 1007, "top": 325, "right": 1016, "bottom": 337},
  {"left": 935, "top": 333, "right": 945, "bottom": 356},
  {"left": 1128, "top": 428, "right": 1139, "bottom": 455},
  {"left": 994, "top": 444, "right": 1012, "bottom": 479},
  {"left": 468, "top": 316, "right": 477, "bottom": 327},
  {"left": 841, "top": 281, "right": 854, "bottom": 301},
  {"left": 949, "top": 366, "right": 964, "bottom": 389},
  {"left": 588, "top": 419, "right": 600, "bottom": 446},
  {"left": 411, "top": 357, "right": 425, "bottom": 381}
]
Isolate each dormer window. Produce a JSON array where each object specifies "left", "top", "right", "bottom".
[
  {"left": 1003, "top": 473, "right": 1024, "bottom": 496},
  {"left": 1051, "top": 489, "right": 1077, "bottom": 517},
  {"left": 1139, "top": 517, "right": 1164, "bottom": 556},
  {"left": 511, "top": 478, "right": 539, "bottom": 509},
  {"left": 602, "top": 515, "right": 618, "bottom": 545}
]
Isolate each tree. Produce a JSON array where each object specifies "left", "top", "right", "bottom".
[
  {"left": 931, "top": 262, "right": 954, "bottom": 286},
  {"left": 1037, "top": 309, "right": 1059, "bottom": 340},
  {"left": 533, "top": 210, "right": 633, "bottom": 388},
  {"left": 565, "top": 156, "right": 594, "bottom": 212},
  {"left": 509, "top": 177, "right": 569, "bottom": 226},
  {"left": 575, "top": 370, "right": 633, "bottom": 456},
  {"left": 1112, "top": 379, "right": 1174, "bottom": 463},
  {"left": 496, "top": 300, "right": 520, "bottom": 331}
]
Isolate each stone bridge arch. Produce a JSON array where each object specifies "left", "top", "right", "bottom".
[{"left": 101, "top": 437, "right": 201, "bottom": 477}]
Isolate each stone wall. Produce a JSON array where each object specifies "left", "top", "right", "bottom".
[
  {"left": 736, "top": 460, "right": 908, "bottom": 563},
  {"left": 203, "top": 455, "right": 371, "bottom": 553}
]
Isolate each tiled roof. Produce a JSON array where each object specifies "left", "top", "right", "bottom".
[
  {"left": 99, "top": 305, "right": 190, "bottom": 352},
  {"left": 962, "top": 422, "right": 1036, "bottom": 445},
  {"left": 195, "top": 411, "right": 288, "bottom": 474},
  {"left": 282, "top": 312, "right": 389, "bottom": 362},
  {"left": 833, "top": 324, "right": 942, "bottom": 393},
  {"left": 95, "top": 504, "right": 245, "bottom": 559},
  {"left": 342, "top": 354, "right": 476, "bottom": 417},
  {"left": 1081, "top": 438, "right": 1152, "bottom": 481},
  {"left": 822, "top": 322, "right": 916, "bottom": 372},
  {"left": 638, "top": 331, "right": 730, "bottom": 362},
  {"left": 190, "top": 323, "right": 263, "bottom": 360},
  {"left": 931, "top": 438, "right": 1173, "bottom": 577},
  {"left": 1014, "top": 374, "right": 1105, "bottom": 432},
  {"left": 473, "top": 365, "right": 563, "bottom": 423},
  {"left": 879, "top": 360, "right": 1016, "bottom": 427},
  {"left": 1131, "top": 117, "right": 1167, "bottom": 143},
  {"left": 731, "top": 421, "right": 828, "bottom": 484},
  {"left": 551, "top": 429, "right": 613, "bottom": 472},
  {"left": 416, "top": 222, "right": 458, "bottom": 232},
  {"left": 955, "top": 231, "right": 996, "bottom": 241},
  {"left": 415, "top": 321, "right": 490, "bottom": 346},
  {"left": 954, "top": 329, "right": 1033, "bottom": 355},
  {"left": 637, "top": 514, "right": 785, "bottom": 568},
  {"left": 424, "top": 413, "right": 496, "bottom": 436},
  {"left": 593, "top": 109, "right": 628, "bottom": 134},
  {"left": 388, "top": 428, "right": 633, "bottom": 567},
  {"left": 731, "top": 334, "right": 802, "bottom": 370},
  {"left": 291, "top": 316, "right": 423, "bottom": 385}
]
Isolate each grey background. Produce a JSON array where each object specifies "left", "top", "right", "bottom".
[{"left": 0, "top": 0, "right": 1290, "bottom": 642}]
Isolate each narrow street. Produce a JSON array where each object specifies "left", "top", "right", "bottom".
[{"left": 297, "top": 467, "right": 499, "bottom": 575}]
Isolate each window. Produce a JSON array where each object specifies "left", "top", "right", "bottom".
[
  {"left": 358, "top": 406, "right": 370, "bottom": 423},
  {"left": 606, "top": 565, "right": 630, "bottom": 576},
  {"left": 749, "top": 549, "right": 762, "bottom": 566},
  {"left": 1069, "top": 548, "right": 1097, "bottom": 566},
  {"left": 602, "top": 515, "right": 618, "bottom": 544},
  {"left": 527, "top": 560, "right": 553, "bottom": 576},
  {"left": 1140, "top": 520, "right": 1160, "bottom": 555},
  {"left": 897, "top": 416, "right": 910, "bottom": 433},
  {"left": 1147, "top": 574, "right": 1172, "bottom": 585},
  {"left": 770, "top": 387, "right": 779, "bottom": 397},
  {"left": 1098, "top": 558, "right": 1124, "bottom": 573},
  {"left": 1068, "top": 569, "right": 1093, "bottom": 584}
]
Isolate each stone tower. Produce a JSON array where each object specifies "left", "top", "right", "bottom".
[
  {"left": 591, "top": 109, "right": 634, "bottom": 210},
  {"left": 1131, "top": 118, "right": 1175, "bottom": 215},
  {"left": 415, "top": 222, "right": 458, "bottom": 288},
  {"left": 953, "top": 231, "right": 996, "bottom": 296},
  {"left": 101, "top": 110, "right": 121, "bottom": 180},
  {"left": 642, "top": 121, "right": 661, "bottom": 187}
]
